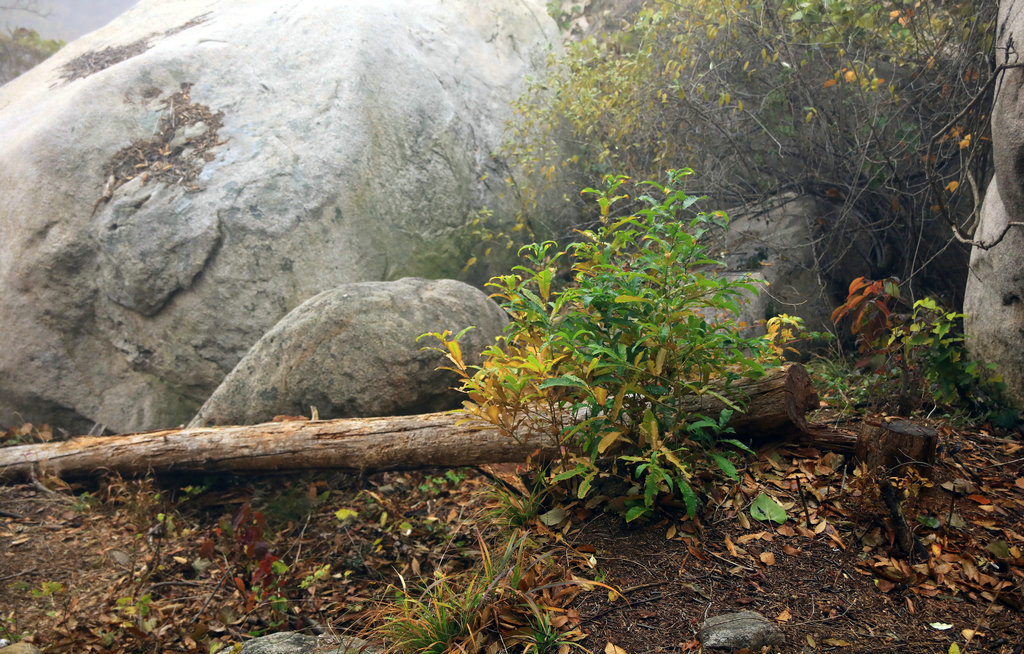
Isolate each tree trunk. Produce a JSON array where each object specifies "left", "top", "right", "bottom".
[
  {"left": 0, "top": 364, "right": 849, "bottom": 481},
  {"left": 856, "top": 418, "right": 938, "bottom": 473}
]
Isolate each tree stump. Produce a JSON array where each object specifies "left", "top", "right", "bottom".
[{"left": 856, "top": 418, "right": 938, "bottom": 472}]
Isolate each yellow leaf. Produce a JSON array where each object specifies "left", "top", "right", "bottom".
[
  {"left": 654, "top": 348, "right": 668, "bottom": 376},
  {"left": 448, "top": 339, "right": 462, "bottom": 365},
  {"left": 605, "top": 643, "right": 628, "bottom": 654},
  {"left": 945, "top": 180, "right": 959, "bottom": 192},
  {"left": 724, "top": 535, "right": 739, "bottom": 557},
  {"left": 593, "top": 386, "right": 608, "bottom": 405},
  {"left": 844, "top": 70, "right": 857, "bottom": 83},
  {"left": 823, "top": 78, "right": 837, "bottom": 88},
  {"left": 597, "top": 431, "right": 622, "bottom": 454},
  {"left": 959, "top": 134, "right": 972, "bottom": 149}
]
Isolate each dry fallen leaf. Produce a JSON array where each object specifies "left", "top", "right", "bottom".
[
  {"left": 725, "top": 535, "right": 739, "bottom": 557},
  {"left": 605, "top": 642, "right": 628, "bottom": 654},
  {"left": 759, "top": 551, "right": 776, "bottom": 566},
  {"left": 775, "top": 608, "right": 792, "bottom": 622}
]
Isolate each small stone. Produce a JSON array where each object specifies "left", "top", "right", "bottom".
[
  {"left": 698, "top": 610, "right": 784, "bottom": 650},
  {"left": 239, "top": 631, "right": 382, "bottom": 654},
  {"left": 0, "top": 643, "right": 45, "bottom": 654}
]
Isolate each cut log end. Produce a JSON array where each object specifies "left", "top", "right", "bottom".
[{"left": 856, "top": 419, "right": 938, "bottom": 473}]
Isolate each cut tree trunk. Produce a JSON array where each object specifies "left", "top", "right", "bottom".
[
  {"left": 0, "top": 364, "right": 852, "bottom": 481},
  {"left": 856, "top": 418, "right": 938, "bottom": 472}
]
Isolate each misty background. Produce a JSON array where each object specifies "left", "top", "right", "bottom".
[{"left": 1, "top": 0, "right": 136, "bottom": 41}]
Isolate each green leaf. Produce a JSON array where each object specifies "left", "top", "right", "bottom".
[
  {"left": 578, "top": 471, "right": 596, "bottom": 499},
  {"left": 539, "top": 507, "right": 567, "bottom": 526},
  {"left": 625, "top": 505, "right": 648, "bottom": 522},
  {"left": 710, "top": 453, "right": 739, "bottom": 480},
  {"left": 539, "top": 374, "right": 589, "bottom": 390},
  {"left": 553, "top": 466, "right": 586, "bottom": 483},
  {"left": 719, "top": 437, "right": 754, "bottom": 455},
  {"left": 986, "top": 539, "right": 1011, "bottom": 559},
  {"left": 678, "top": 479, "right": 699, "bottom": 518},
  {"left": 750, "top": 492, "right": 788, "bottom": 524},
  {"left": 917, "top": 515, "right": 940, "bottom": 529}
]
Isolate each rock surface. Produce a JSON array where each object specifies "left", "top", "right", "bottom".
[
  {"left": 0, "top": 0, "right": 558, "bottom": 433},
  {"left": 964, "top": 179, "right": 1024, "bottom": 405},
  {"left": 239, "top": 632, "right": 382, "bottom": 654},
  {"left": 714, "top": 194, "right": 872, "bottom": 335},
  {"left": 190, "top": 278, "right": 507, "bottom": 426},
  {"left": 698, "top": 610, "right": 784, "bottom": 650},
  {"left": 964, "top": 0, "right": 1024, "bottom": 407}
]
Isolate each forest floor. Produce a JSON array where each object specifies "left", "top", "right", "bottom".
[{"left": 1, "top": 411, "right": 1023, "bottom": 654}]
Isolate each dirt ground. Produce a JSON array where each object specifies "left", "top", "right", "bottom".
[{"left": 1, "top": 419, "right": 1022, "bottom": 653}]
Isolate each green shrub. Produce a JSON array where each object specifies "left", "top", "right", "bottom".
[
  {"left": 831, "top": 276, "right": 1016, "bottom": 422},
  {"left": 505, "top": 0, "right": 995, "bottom": 301},
  {"left": 429, "top": 170, "right": 772, "bottom": 521}
]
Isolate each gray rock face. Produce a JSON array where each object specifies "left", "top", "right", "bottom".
[
  {"left": 0, "top": 0, "right": 558, "bottom": 433},
  {"left": 714, "top": 194, "right": 873, "bottom": 335},
  {"left": 963, "top": 0, "right": 1024, "bottom": 407},
  {"left": 964, "top": 179, "right": 1024, "bottom": 405},
  {"left": 239, "top": 632, "right": 382, "bottom": 654},
  {"left": 190, "top": 278, "right": 507, "bottom": 426},
  {"left": 698, "top": 611, "right": 784, "bottom": 650}
]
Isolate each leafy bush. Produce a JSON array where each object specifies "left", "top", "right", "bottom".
[
  {"left": 831, "top": 276, "right": 1013, "bottom": 420},
  {"left": 507, "top": 0, "right": 995, "bottom": 301},
  {"left": 429, "top": 171, "right": 772, "bottom": 521}
]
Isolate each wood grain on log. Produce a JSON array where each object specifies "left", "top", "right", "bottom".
[
  {"left": 856, "top": 418, "right": 938, "bottom": 472},
  {"left": 0, "top": 364, "right": 841, "bottom": 481}
]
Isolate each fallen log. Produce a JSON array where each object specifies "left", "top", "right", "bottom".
[{"left": 0, "top": 364, "right": 851, "bottom": 481}]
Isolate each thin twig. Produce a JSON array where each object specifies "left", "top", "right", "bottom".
[
  {"left": 188, "top": 568, "right": 230, "bottom": 626},
  {"left": 796, "top": 475, "right": 812, "bottom": 529}
]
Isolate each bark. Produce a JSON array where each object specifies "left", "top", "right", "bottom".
[
  {"left": 0, "top": 364, "right": 848, "bottom": 481},
  {"left": 856, "top": 418, "right": 938, "bottom": 472}
]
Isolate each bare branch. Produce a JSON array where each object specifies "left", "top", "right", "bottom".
[{"left": 926, "top": 62, "right": 1024, "bottom": 251}]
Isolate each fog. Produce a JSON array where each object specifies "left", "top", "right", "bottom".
[{"left": 0, "top": 0, "right": 137, "bottom": 41}]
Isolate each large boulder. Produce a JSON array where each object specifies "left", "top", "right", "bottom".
[
  {"left": 713, "top": 194, "right": 873, "bottom": 335},
  {"left": 0, "top": 0, "right": 559, "bottom": 434},
  {"left": 964, "top": 0, "right": 1024, "bottom": 407},
  {"left": 964, "top": 179, "right": 1024, "bottom": 406},
  {"left": 189, "top": 278, "right": 507, "bottom": 426}
]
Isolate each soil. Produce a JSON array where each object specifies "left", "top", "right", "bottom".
[{"left": 1, "top": 419, "right": 1022, "bottom": 654}]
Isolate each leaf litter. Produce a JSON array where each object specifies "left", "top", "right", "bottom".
[{"left": 1, "top": 419, "right": 1022, "bottom": 653}]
